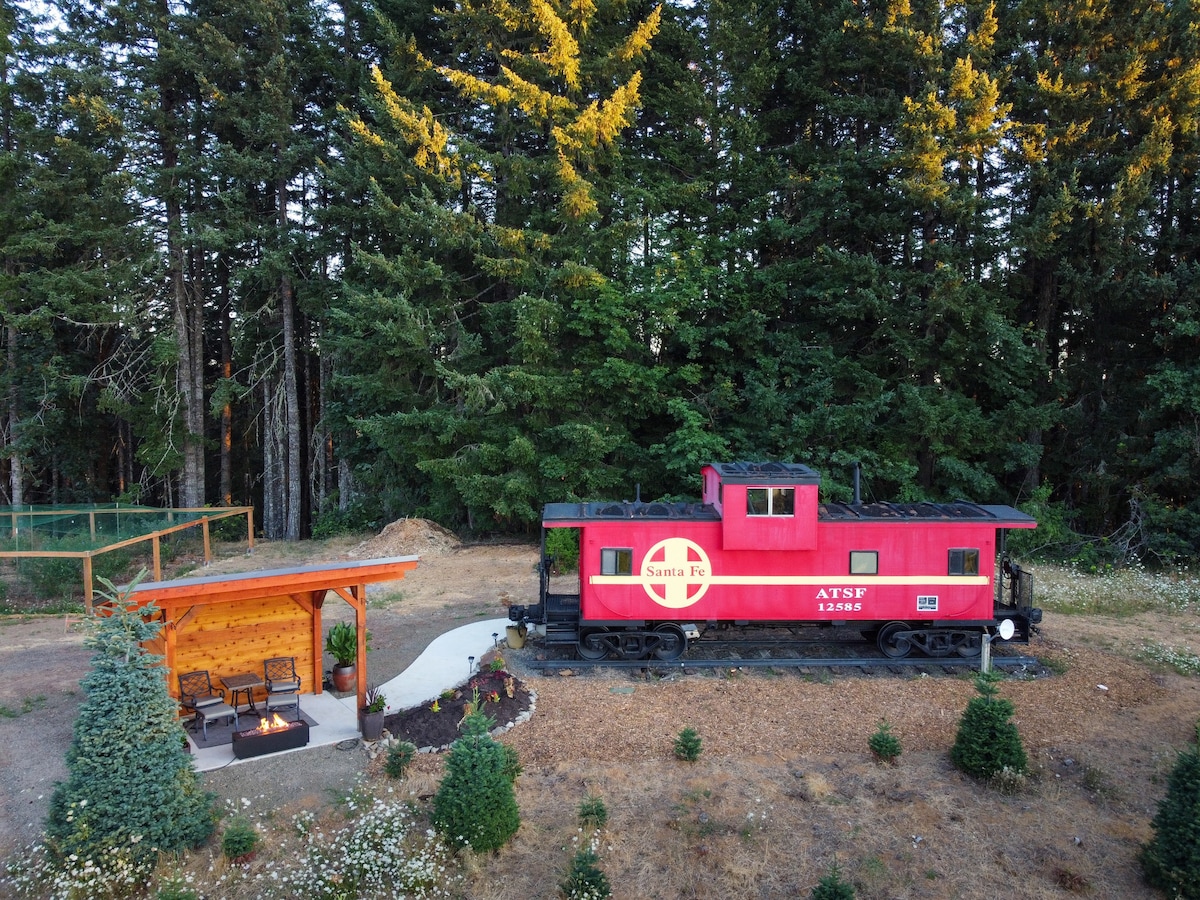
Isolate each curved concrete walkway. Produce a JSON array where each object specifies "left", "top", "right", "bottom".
[
  {"left": 190, "top": 617, "right": 512, "bottom": 771},
  {"left": 377, "top": 617, "right": 512, "bottom": 713}
]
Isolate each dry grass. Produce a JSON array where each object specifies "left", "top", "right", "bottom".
[
  {"left": 137, "top": 634, "right": 1189, "bottom": 900},
  {"left": 176, "top": 743, "right": 1161, "bottom": 899}
]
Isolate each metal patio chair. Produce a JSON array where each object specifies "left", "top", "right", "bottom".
[
  {"left": 178, "top": 670, "right": 238, "bottom": 740},
  {"left": 263, "top": 657, "right": 301, "bottom": 719}
]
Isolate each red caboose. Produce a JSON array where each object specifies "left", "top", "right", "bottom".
[{"left": 510, "top": 462, "right": 1040, "bottom": 660}]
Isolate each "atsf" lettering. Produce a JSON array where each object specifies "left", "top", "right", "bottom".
[{"left": 814, "top": 587, "right": 867, "bottom": 599}]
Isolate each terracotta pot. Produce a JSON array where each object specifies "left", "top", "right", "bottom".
[{"left": 331, "top": 663, "right": 356, "bottom": 693}]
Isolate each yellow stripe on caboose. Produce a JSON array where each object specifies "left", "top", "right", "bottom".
[{"left": 590, "top": 575, "right": 989, "bottom": 586}]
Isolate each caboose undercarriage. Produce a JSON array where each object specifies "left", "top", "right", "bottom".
[
  {"left": 509, "top": 560, "right": 1041, "bottom": 662},
  {"left": 512, "top": 612, "right": 1036, "bottom": 662}
]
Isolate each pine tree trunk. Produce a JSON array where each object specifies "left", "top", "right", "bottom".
[
  {"left": 1022, "top": 255, "right": 1059, "bottom": 494},
  {"left": 7, "top": 325, "right": 22, "bottom": 507},
  {"left": 278, "top": 173, "right": 302, "bottom": 540},
  {"left": 338, "top": 457, "right": 354, "bottom": 512},
  {"left": 157, "top": 0, "right": 205, "bottom": 509},
  {"left": 262, "top": 374, "right": 283, "bottom": 539},
  {"left": 219, "top": 263, "right": 233, "bottom": 507},
  {"left": 323, "top": 356, "right": 334, "bottom": 510}
]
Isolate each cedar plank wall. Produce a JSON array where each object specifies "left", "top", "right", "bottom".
[{"left": 169, "top": 595, "right": 317, "bottom": 704}]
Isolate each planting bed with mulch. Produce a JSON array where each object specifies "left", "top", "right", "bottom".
[{"left": 384, "top": 669, "right": 532, "bottom": 749}]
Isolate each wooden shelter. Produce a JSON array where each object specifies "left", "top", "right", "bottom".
[{"left": 119, "top": 556, "right": 419, "bottom": 715}]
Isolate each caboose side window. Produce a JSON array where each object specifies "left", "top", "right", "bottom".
[
  {"left": 747, "top": 487, "right": 795, "bottom": 516},
  {"left": 948, "top": 548, "right": 980, "bottom": 576},
  {"left": 849, "top": 550, "right": 878, "bottom": 575},
  {"left": 601, "top": 548, "right": 633, "bottom": 576}
]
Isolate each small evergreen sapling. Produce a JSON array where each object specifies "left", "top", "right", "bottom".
[
  {"left": 810, "top": 861, "right": 855, "bottom": 899},
  {"left": 950, "top": 671, "right": 1027, "bottom": 780},
  {"left": 45, "top": 574, "right": 214, "bottom": 869},
  {"left": 562, "top": 794, "right": 611, "bottom": 899},
  {"left": 868, "top": 719, "right": 901, "bottom": 765},
  {"left": 578, "top": 794, "right": 608, "bottom": 830},
  {"left": 560, "top": 848, "right": 611, "bottom": 900},
  {"left": 674, "top": 726, "right": 703, "bottom": 762},
  {"left": 432, "top": 711, "right": 520, "bottom": 852},
  {"left": 1141, "top": 745, "right": 1200, "bottom": 898},
  {"left": 221, "top": 817, "right": 259, "bottom": 861},
  {"left": 385, "top": 740, "right": 418, "bottom": 779}
]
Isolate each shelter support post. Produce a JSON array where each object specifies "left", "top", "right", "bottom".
[
  {"left": 355, "top": 584, "right": 368, "bottom": 713},
  {"left": 82, "top": 556, "right": 94, "bottom": 615},
  {"left": 312, "top": 591, "right": 325, "bottom": 695}
]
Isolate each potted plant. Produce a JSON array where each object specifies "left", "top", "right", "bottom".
[
  {"left": 325, "top": 621, "right": 359, "bottom": 692},
  {"left": 360, "top": 684, "right": 387, "bottom": 741}
]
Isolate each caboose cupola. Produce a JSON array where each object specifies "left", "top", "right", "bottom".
[{"left": 702, "top": 461, "right": 821, "bottom": 551}]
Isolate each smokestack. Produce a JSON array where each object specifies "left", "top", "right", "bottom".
[{"left": 853, "top": 462, "right": 861, "bottom": 506}]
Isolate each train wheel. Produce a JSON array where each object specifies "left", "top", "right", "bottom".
[
  {"left": 653, "top": 624, "right": 687, "bottom": 661},
  {"left": 877, "top": 622, "right": 913, "bottom": 659},
  {"left": 957, "top": 633, "right": 983, "bottom": 657},
  {"left": 578, "top": 628, "right": 609, "bottom": 660}
]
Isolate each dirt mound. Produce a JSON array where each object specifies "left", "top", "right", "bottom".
[{"left": 349, "top": 518, "right": 461, "bottom": 559}]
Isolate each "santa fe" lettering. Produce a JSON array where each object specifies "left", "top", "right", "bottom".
[{"left": 644, "top": 565, "right": 709, "bottom": 577}]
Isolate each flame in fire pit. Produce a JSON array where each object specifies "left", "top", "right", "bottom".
[{"left": 250, "top": 713, "right": 292, "bottom": 734}]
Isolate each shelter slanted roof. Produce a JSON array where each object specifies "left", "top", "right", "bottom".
[{"left": 124, "top": 556, "right": 419, "bottom": 608}]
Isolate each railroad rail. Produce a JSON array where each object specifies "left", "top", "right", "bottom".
[{"left": 526, "top": 652, "right": 1042, "bottom": 673}]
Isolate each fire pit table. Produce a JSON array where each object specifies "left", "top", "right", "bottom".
[{"left": 231, "top": 713, "right": 310, "bottom": 759}]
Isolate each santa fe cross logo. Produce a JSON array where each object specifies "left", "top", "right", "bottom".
[{"left": 638, "top": 538, "right": 713, "bottom": 608}]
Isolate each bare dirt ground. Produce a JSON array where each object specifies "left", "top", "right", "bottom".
[{"left": 1, "top": 527, "right": 1198, "bottom": 898}]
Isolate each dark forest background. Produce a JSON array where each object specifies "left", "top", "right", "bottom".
[{"left": 2, "top": 0, "right": 1198, "bottom": 563}]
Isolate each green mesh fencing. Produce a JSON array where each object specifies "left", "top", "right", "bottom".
[
  {"left": 0, "top": 506, "right": 252, "bottom": 611},
  {"left": 0, "top": 506, "right": 225, "bottom": 553}
]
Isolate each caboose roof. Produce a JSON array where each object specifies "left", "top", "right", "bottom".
[
  {"left": 543, "top": 499, "right": 1033, "bottom": 525},
  {"left": 542, "top": 462, "right": 1035, "bottom": 527},
  {"left": 820, "top": 501, "right": 1036, "bottom": 526},
  {"left": 544, "top": 500, "right": 721, "bottom": 523},
  {"left": 706, "top": 461, "right": 821, "bottom": 485}
]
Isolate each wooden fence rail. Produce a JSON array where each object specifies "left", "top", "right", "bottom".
[{"left": 0, "top": 506, "right": 255, "bottom": 613}]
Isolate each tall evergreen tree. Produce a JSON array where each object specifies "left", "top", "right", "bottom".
[
  {"left": 0, "top": 0, "right": 146, "bottom": 505},
  {"left": 1002, "top": 0, "right": 1186, "bottom": 543},
  {"left": 46, "top": 578, "right": 214, "bottom": 870},
  {"left": 333, "top": 0, "right": 663, "bottom": 527},
  {"left": 189, "top": 0, "right": 336, "bottom": 537},
  {"left": 654, "top": 0, "right": 1041, "bottom": 503},
  {"left": 53, "top": 0, "right": 211, "bottom": 506},
  {"left": 1114, "top": 0, "right": 1200, "bottom": 560}
]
